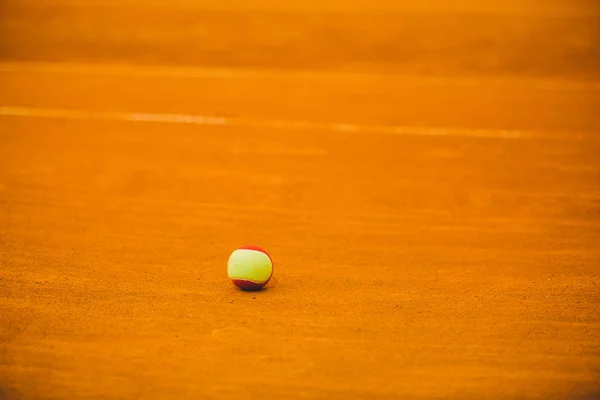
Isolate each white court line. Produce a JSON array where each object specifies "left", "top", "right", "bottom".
[
  {"left": 0, "top": 105, "right": 591, "bottom": 140},
  {"left": 0, "top": 105, "right": 582, "bottom": 139},
  {"left": 0, "top": 105, "right": 529, "bottom": 139}
]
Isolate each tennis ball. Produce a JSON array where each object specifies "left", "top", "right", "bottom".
[{"left": 227, "top": 245, "right": 273, "bottom": 291}]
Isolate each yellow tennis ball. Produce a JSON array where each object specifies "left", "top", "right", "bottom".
[{"left": 227, "top": 246, "right": 273, "bottom": 291}]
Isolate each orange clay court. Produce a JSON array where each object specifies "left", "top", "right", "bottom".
[{"left": 0, "top": 1, "right": 599, "bottom": 399}]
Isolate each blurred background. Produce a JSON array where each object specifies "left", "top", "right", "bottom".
[{"left": 2, "top": 0, "right": 599, "bottom": 79}]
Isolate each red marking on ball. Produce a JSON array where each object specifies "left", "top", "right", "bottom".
[
  {"left": 232, "top": 279, "right": 267, "bottom": 291},
  {"left": 238, "top": 245, "right": 273, "bottom": 262}
]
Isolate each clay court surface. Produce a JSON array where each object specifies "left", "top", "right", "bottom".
[{"left": 1, "top": 1, "right": 600, "bottom": 399}]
